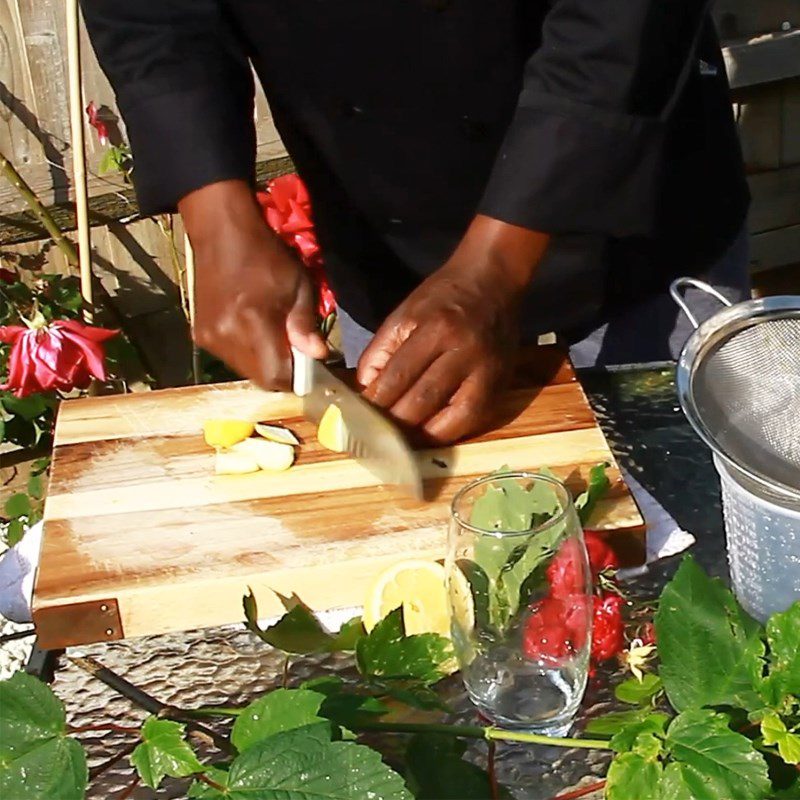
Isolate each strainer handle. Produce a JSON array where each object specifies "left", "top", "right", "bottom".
[{"left": 669, "top": 277, "right": 733, "bottom": 330}]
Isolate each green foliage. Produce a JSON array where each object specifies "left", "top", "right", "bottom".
[
  {"left": 585, "top": 707, "right": 654, "bottom": 736},
  {"left": 225, "top": 724, "right": 412, "bottom": 800},
  {"left": 243, "top": 590, "right": 365, "bottom": 655},
  {"left": 356, "top": 608, "right": 452, "bottom": 685},
  {"left": 615, "top": 674, "right": 663, "bottom": 706},
  {"left": 609, "top": 713, "right": 669, "bottom": 753},
  {"left": 760, "top": 712, "right": 800, "bottom": 765},
  {"left": 655, "top": 556, "right": 765, "bottom": 712},
  {"left": 755, "top": 603, "right": 800, "bottom": 711},
  {"left": 231, "top": 688, "right": 329, "bottom": 752},
  {"left": 187, "top": 766, "right": 229, "bottom": 798},
  {"left": 605, "top": 753, "right": 662, "bottom": 800},
  {"left": 575, "top": 462, "right": 611, "bottom": 526},
  {"left": 0, "top": 672, "right": 87, "bottom": 800},
  {"left": 130, "top": 716, "right": 204, "bottom": 789},
  {"left": 404, "top": 734, "right": 510, "bottom": 799}
]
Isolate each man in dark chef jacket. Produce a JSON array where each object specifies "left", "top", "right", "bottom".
[{"left": 81, "top": 1, "right": 750, "bottom": 444}]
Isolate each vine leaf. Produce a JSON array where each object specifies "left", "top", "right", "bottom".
[
  {"left": 356, "top": 608, "right": 452, "bottom": 685},
  {"left": 760, "top": 711, "right": 800, "bottom": 765},
  {"left": 231, "top": 689, "right": 329, "bottom": 753},
  {"left": 225, "top": 725, "right": 412, "bottom": 799},
  {"left": 0, "top": 672, "right": 87, "bottom": 800},
  {"left": 756, "top": 602, "right": 800, "bottom": 710},
  {"left": 605, "top": 752, "right": 662, "bottom": 800},
  {"left": 130, "top": 717, "right": 204, "bottom": 789},
  {"left": 404, "top": 734, "right": 512, "bottom": 799},
  {"left": 615, "top": 674, "right": 663, "bottom": 706},
  {"left": 655, "top": 556, "right": 764, "bottom": 712},
  {"left": 609, "top": 712, "right": 669, "bottom": 754},
  {"left": 663, "top": 708, "right": 771, "bottom": 800},
  {"left": 243, "top": 590, "right": 364, "bottom": 655}
]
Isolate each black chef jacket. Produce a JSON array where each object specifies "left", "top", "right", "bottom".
[{"left": 81, "top": 0, "right": 749, "bottom": 340}]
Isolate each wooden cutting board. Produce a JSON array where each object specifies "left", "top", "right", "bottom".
[{"left": 33, "top": 347, "right": 644, "bottom": 649}]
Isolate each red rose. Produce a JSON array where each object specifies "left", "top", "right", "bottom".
[
  {"left": 257, "top": 174, "right": 336, "bottom": 320},
  {"left": 86, "top": 101, "right": 110, "bottom": 146},
  {"left": 0, "top": 319, "right": 118, "bottom": 397},
  {"left": 591, "top": 594, "right": 625, "bottom": 663}
]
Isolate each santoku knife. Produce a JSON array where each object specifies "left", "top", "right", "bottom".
[{"left": 292, "top": 348, "right": 423, "bottom": 500}]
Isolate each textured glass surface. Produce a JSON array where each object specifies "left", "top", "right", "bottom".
[{"left": 52, "top": 367, "right": 727, "bottom": 799}]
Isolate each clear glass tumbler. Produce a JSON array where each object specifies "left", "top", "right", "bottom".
[{"left": 446, "top": 472, "right": 592, "bottom": 736}]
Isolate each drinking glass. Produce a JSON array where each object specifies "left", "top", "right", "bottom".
[{"left": 446, "top": 472, "right": 592, "bottom": 736}]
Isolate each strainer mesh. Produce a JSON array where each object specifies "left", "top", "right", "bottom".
[{"left": 693, "top": 317, "right": 800, "bottom": 492}]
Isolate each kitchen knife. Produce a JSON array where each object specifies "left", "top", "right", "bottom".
[{"left": 292, "top": 348, "right": 423, "bottom": 500}]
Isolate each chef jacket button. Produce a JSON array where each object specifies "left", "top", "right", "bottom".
[
  {"left": 340, "top": 102, "right": 365, "bottom": 118},
  {"left": 461, "top": 115, "right": 488, "bottom": 141}
]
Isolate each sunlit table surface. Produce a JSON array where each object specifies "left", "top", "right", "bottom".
[{"left": 48, "top": 366, "right": 728, "bottom": 800}]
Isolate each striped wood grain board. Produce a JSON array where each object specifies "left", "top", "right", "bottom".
[{"left": 33, "top": 348, "right": 644, "bottom": 648}]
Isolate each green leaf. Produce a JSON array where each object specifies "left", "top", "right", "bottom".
[
  {"left": 615, "top": 674, "right": 663, "bottom": 706},
  {"left": 574, "top": 462, "right": 611, "bottom": 526},
  {"left": 405, "top": 734, "right": 510, "bottom": 799},
  {"left": 130, "top": 716, "right": 204, "bottom": 789},
  {"left": 584, "top": 708, "right": 652, "bottom": 736},
  {"left": 757, "top": 603, "right": 800, "bottom": 710},
  {"left": 2, "top": 392, "right": 54, "bottom": 421},
  {"left": 27, "top": 473, "right": 43, "bottom": 500},
  {"left": 663, "top": 708, "right": 771, "bottom": 800},
  {"left": 4, "top": 492, "right": 31, "bottom": 519},
  {"left": 187, "top": 767, "right": 229, "bottom": 798},
  {"left": 231, "top": 689, "right": 329, "bottom": 752},
  {"left": 0, "top": 672, "right": 87, "bottom": 800},
  {"left": 243, "top": 591, "right": 362, "bottom": 654},
  {"left": 226, "top": 726, "right": 412, "bottom": 800},
  {"left": 374, "top": 680, "right": 451, "bottom": 712},
  {"left": 609, "top": 712, "right": 669, "bottom": 753},
  {"left": 356, "top": 608, "right": 452, "bottom": 685},
  {"left": 655, "top": 556, "right": 765, "bottom": 712},
  {"left": 760, "top": 711, "right": 800, "bottom": 764},
  {"left": 5, "top": 518, "right": 26, "bottom": 547},
  {"left": 605, "top": 752, "right": 662, "bottom": 800}
]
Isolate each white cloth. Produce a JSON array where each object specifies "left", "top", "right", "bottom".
[{"left": 0, "top": 522, "right": 42, "bottom": 623}]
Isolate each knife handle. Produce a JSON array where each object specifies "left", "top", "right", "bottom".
[{"left": 291, "top": 347, "right": 312, "bottom": 397}]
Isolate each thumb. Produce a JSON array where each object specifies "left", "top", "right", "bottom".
[{"left": 285, "top": 276, "right": 328, "bottom": 360}]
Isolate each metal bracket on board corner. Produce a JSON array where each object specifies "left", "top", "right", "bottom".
[{"left": 32, "top": 598, "right": 124, "bottom": 650}]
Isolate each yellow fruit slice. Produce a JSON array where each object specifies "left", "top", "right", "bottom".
[
  {"left": 203, "top": 419, "right": 254, "bottom": 449},
  {"left": 215, "top": 449, "right": 260, "bottom": 475},
  {"left": 255, "top": 423, "right": 300, "bottom": 446},
  {"left": 232, "top": 438, "right": 295, "bottom": 471},
  {"left": 363, "top": 560, "right": 451, "bottom": 638},
  {"left": 317, "top": 404, "right": 347, "bottom": 453}
]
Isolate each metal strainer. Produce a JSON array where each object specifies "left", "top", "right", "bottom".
[{"left": 670, "top": 278, "right": 800, "bottom": 504}]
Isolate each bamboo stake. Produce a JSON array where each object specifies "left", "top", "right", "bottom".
[
  {"left": 65, "top": 0, "right": 93, "bottom": 322},
  {"left": 184, "top": 231, "right": 201, "bottom": 384}
]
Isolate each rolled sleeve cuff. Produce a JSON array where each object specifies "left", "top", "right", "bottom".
[
  {"left": 479, "top": 93, "right": 664, "bottom": 238},
  {"left": 122, "top": 85, "right": 256, "bottom": 216}
]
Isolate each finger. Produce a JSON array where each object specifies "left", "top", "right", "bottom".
[
  {"left": 356, "top": 313, "right": 415, "bottom": 387},
  {"left": 422, "top": 369, "right": 494, "bottom": 445},
  {"left": 388, "top": 351, "right": 468, "bottom": 428},
  {"left": 362, "top": 326, "right": 441, "bottom": 409},
  {"left": 286, "top": 276, "right": 328, "bottom": 360},
  {"left": 242, "top": 306, "right": 292, "bottom": 390}
]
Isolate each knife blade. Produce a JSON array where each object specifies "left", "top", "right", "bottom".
[{"left": 292, "top": 349, "right": 423, "bottom": 500}]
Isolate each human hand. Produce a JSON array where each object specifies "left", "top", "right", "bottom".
[
  {"left": 357, "top": 216, "right": 549, "bottom": 444},
  {"left": 179, "top": 180, "right": 327, "bottom": 390}
]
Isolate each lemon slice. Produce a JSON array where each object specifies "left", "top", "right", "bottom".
[
  {"left": 255, "top": 423, "right": 300, "bottom": 446},
  {"left": 317, "top": 404, "right": 347, "bottom": 453},
  {"left": 363, "top": 560, "right": 451, "bottom": 638},
  {"left": 215, "top": 449, "right": 260, "bottom": 475},
  {"left": 232, "top": 438, "right": 295, "bottom": 471},
  {"left": 203, "top": 419, "right": 255, "bottom": 449},
  {"left": 447, "top": 564, "right": 476, "bottom": 636}
]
